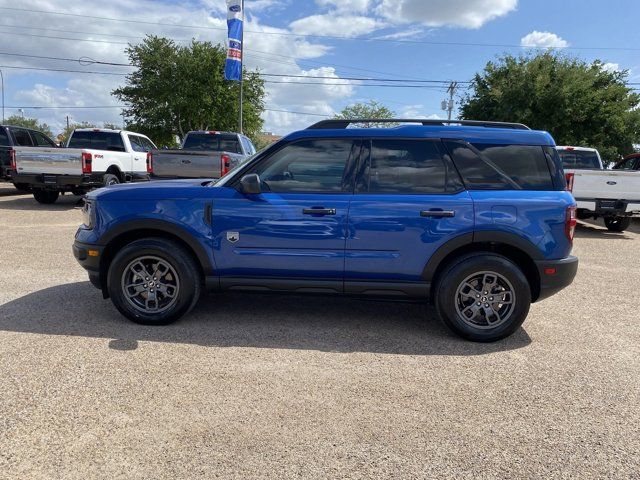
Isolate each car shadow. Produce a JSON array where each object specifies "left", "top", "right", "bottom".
[
  {"left": 0, "top": 193, "right": 83, "bottom": 211},
  {"left": 0, "top": 282, "right": 531, "bottom": 356},
  {"left": 0, "top": 186, "right": 30, "bottom": 197},
  {"left": 574, "top": 220, "right": 637, "bottom": 239}
]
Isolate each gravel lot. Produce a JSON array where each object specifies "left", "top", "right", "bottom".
[{"left": 0, "top": 183, "right": 638, "bottom": 479}]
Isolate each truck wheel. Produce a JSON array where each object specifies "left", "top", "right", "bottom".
[
  {"left": 32, "top": 189, "right": 59, "bottom": 204},
  {"left": 435, "top": 253, "right": 531, "bottom": 342},
  {"left": 107, "top": 238, "right": 201, "bottom": 325},
  {"left": 103, "top": 174, "right": 120, "bottom": 186},
  {"left": 604, "top": 216, "right": 631, "bottom": 232},
  {"left": 13, "top": 183, "right": 31, "bottom": 192}
]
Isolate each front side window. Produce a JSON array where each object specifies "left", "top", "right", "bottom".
[
  {"left": 613, "top": 157, "right": 637, "bottom": 170},
  {"left": 362, "top": 139, "right": 462, "bottom": 194},
  {"left": 444, "top": 141, "right": 554, "bottom": 190},
  {"left": 32, "top": 131, "right": 56, "bottom": 147},
  {"left": 251, "top": 139, "right": 356, "bottom": 193},
  {"left": 128, "top": 135, "right": 148, "bottom": 152}
]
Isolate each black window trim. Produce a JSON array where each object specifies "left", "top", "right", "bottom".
[
  {"left": 354, "top": 137, "right": 466, "bottom": 196},
  {"left": 227, "top": 136, "right": 362, "bottom": 195}
]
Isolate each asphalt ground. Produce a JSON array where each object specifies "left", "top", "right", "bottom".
[{"left": 0, "top": 183, "right": 638, "bottom": 479}]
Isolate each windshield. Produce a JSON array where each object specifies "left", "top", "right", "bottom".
[
  {"left": 558, "top": 150, "right": 601, "bottom": 169},
  {"left": 183, "top": 133, "right": 242, "bottom": 153}
]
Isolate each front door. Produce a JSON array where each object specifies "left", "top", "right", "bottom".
[
  {"left": 211, "top": 138, "right": 360, "bottom": 292},
  {"left": 345, "top": 138, "right": 475, "bottom": 295}
]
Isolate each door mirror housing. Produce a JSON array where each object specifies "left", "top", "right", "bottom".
[{"left": 240, "top": 173, "right": 261, "bottom": 194}]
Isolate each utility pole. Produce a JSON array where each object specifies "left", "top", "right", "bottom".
[
  {"left": 0, "top": 69, "right": 4, "bottom": 124},
  {"left": 442, "top": 81, "right": 458, "bottom": 121},
  {"left": 66, "top": 115, "right": 70, "bottom": 130}
]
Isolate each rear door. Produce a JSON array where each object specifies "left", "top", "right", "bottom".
[
  {"left": 345, "top": 139, "right": 474, "bottom": 294},
  {"left": 211, "top": 138, "right": 358, "bottom": 289}
]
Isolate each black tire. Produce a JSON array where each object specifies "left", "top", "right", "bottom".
[
  {"left": 13, "top": 183, "right": 31, "bottom": 192},
  {"left": 435, "top": 253, "right": 531, "bottom": 342},
  {"left": 107, "top": 237, "right": 201, "bottom": 325},
  {"left": 103, "top": 173, "right": 120, "bottom": 187},
  {"left": 32, "top": 189, "right": 59, "bottom": 204},
  {"left": 604, "top": 216, "right": 631, "bottom": 232}
]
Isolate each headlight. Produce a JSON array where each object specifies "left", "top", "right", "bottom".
[{"left": 81, "top": 199, "right": 94, "bottom": 229}]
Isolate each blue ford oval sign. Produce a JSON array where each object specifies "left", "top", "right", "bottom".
[
  {"left": 230, "top": 5, "right": 241, "bottom": 12},
  {"left": 606, "top": 181, "right": 617, "bottom": 185}
]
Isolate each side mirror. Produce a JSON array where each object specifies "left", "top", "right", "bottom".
[{"left": 240, "top": 173, "right": 261, "bottom": 194}]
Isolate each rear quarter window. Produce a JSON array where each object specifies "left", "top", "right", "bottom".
[{"left": 443, "top": 141, "right": 555, "bottom": 190}]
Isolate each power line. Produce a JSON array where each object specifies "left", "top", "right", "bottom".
[{"left": 3, "top": 7, "right": 640, "bottom": 51}]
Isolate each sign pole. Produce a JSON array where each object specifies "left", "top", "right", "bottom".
[{"left": 239, "top": 0, "right": 244, "bottom": 134}]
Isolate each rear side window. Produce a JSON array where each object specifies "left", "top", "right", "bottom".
[
  {"left": 361, "top": 139, "right": 463, "bottom": 194},
  {"left": 443, "top": 141, "right": 554, "bottom": 190},
  {"left": 69, "top": 131, "right": 125, "bottom": 151},
  {"left": 0, "top": 128, "right": 9, "bottom": 146},
  {"left": 11, "top": 128, "right": 34, "bottom": 147},
  {"left": 558, "top": 150, "right": 601, "bottom": 169}
]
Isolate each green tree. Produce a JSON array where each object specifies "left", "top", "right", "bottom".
[
  {"left": 113, "top": 36, "right": 265, "bottom": 145},
  {"left": 460, "top": 52, "right": 640, "bottom": 163},
  {"left": 5, "top": 115, "right": 53, "bottom": 138},
  {"left": 334, "top": 100, "right": 395, "bottom": 127}
]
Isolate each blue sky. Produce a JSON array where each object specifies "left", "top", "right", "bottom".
[{"left": 1, "top": 0, "right": 638, "bottom": 136}]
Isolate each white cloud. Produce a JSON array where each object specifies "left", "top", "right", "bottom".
[
  {"left": 6, "top": 0, "right": 354, "bottom": 135},
  {"left": 290, "top": 14, "right": 382, "bottom": 37},
  {"left": 315, "top": 0, "right": 373, "bottom": 13},
  {"left": 602, "top": 62, "right": 620, "bottom": 73},
  {"left": 376, "top": 0, "right": 518, "bottom": 29},
  {"left": 520, "top": 30, "right": 568, "bottom": 48}
]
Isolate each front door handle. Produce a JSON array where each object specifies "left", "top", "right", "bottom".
[
  {"left": 303, "top": 207, "right": 336, "bottom": 216},
  {"left": 420, "top": 210, "right": 455, "bottom": 218}
]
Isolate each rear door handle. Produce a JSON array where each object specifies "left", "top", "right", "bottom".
[
  {"left": 303, "top": 207, "right": 336, "bottom": 216},
  {"left": 420, "top": 210, "right": 455, "bottom": 218}
]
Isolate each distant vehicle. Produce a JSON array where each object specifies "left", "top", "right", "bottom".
[
  {"left": 557, "top": 146, "right": 640, "bottom": 232},
  {"left": 149, "top": 131, "right": 256, "bottom": 179},
  {"left": 74, "top": 119, "right": 578, "bottom": 343},
  {"left": 12, "top": 129, "right": 156, "bottom": 204},
  {"left": 613, "top": 153, "right": 640, "bottom": 171},
  {"left": 0, "top": 124, "right": 58, "bottom": 191}
]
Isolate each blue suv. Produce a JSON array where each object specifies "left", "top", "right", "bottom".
[{"left": 73, "top": 119, "right": 578, "bottom": 342}]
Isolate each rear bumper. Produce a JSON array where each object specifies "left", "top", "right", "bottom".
[
  {"left": 535, "top": 255, "right": 579, "bottom": 301},
  {"left": 72, "top": 241, "right": 104, "bottom": 291},
  {"left": 575, "top": 198, "right": 640, "bottom": 216},
  {"left": 13, "top": 173, "right": 104, "bottom": 190}
]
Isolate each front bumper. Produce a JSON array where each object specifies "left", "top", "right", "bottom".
[
  {"left": 73, "top": 240, "right": 104, "bottom": 291},
  {"left": 535, "top": 255, "right": 579, "bottom": 301}
]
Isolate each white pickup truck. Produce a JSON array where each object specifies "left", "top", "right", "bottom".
[
  {"left": 557, "top": 146, "right": 640, "bottom": 232},
  {"left": 12, "top": 128, "right": 156, "bottom": 204}
]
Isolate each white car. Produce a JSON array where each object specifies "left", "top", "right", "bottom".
[
  {"left": 11, "top": 129, "right": 156, "bottom": 204},
  {"left": 557, "top": 146, "right": 640, "bottom": 232}
]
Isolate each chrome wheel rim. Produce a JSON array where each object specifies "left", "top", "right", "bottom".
[
  {"left": 455, "top": 271, "right": 516, "bottom": 329},
  {"left": 121, "top": 256, "right": 180, "bottom": 314}
]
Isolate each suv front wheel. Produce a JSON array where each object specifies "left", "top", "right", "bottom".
[
  {"left": 435, "top": 253, "right": 531, "bottom": 342},
  {"left": 107, "top": 238, "right": 201, "bottom": 325}
]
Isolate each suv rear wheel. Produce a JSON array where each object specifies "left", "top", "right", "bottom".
[
  {"left": 107, "top": 238, "right": 201, "bottom": 325},
  {"left": 435, "top": 253, "right": 531, "bottom": 342},
  {"left": 604, "top": 216, "right": 631, "bottom": 232}
]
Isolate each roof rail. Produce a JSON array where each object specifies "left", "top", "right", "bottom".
[{"left": 306, "top": 119, "right": 531, "bottom": 130}]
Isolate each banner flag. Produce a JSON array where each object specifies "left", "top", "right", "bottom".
[{"left": 224, "top": 0, "right": 243, "bottom": 81}]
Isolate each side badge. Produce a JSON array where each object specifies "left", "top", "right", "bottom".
[{"left": 226, "top": 231, "right": 240, "bottom": 243}]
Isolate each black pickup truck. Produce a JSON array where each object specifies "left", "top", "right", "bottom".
[{"left": 0, "top": 124, "right": 58, "bottom": 191}]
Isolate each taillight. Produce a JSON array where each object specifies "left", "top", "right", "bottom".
[
  {"left": 221, "top": 154, "right": 230, "bottom": 176},
  {"left": 81, "top": 152, "right": 92, "bottom": 174},
  {"left": 565, "top": 172, "right": 574, "bottom": 192},
  {"left": 146, "top": 152, "right": 153, "bottom": 173},
  {"left": 566, "top": 206, "right": 577, "bottom": 243},
  {"left": 9, "top": 148, "right": 16, "bottom": 170}
]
